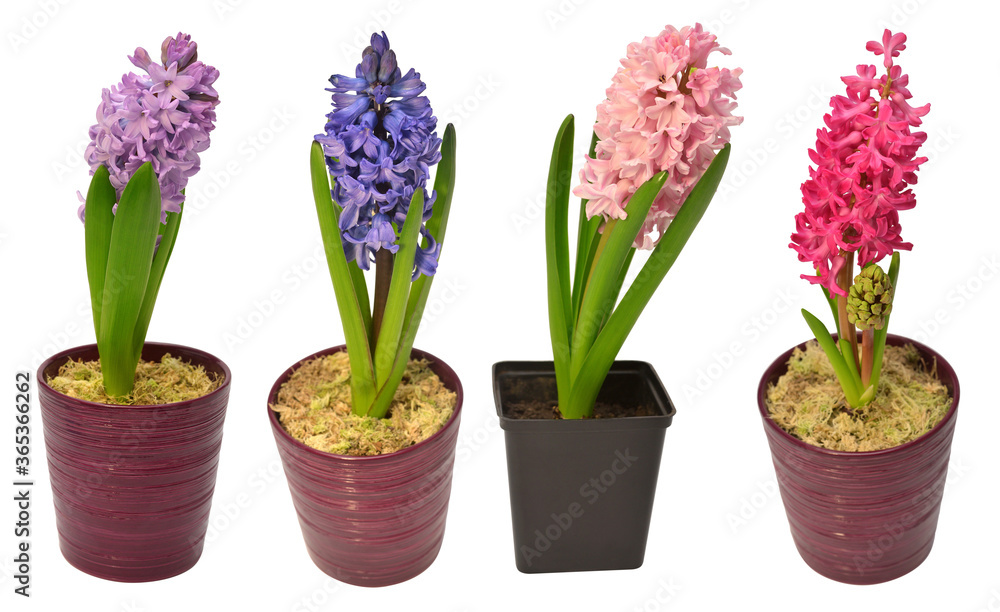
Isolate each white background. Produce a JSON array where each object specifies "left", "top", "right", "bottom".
[{"left": 2, "top": 0, "right": 998, "bottom": 610}]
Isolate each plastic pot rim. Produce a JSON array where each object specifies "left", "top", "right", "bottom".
[
  {"left": 268, "top": 344, "right": 464, "bottom": 463},
  {"left": 757, "top": 332, "right": 960, "bottom": 458},
  {"left": 37, "top": 342, "right": 233, "bottom": 412},
  {"left": 492, "top": 359, "right": 676, "bottom": 433}
]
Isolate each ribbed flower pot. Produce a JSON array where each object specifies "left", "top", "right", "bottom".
[
  {"left": 757, "top": 333, "right": 959, "bottom": 584},
  {"left": 38, "top": 343, "right": 231, "bottom": 582},
  {"left": 268, "top": 345, "right": 463, "bottom": 587},
  {"left": 493, "top": 360, "right": 675, "bottom": 573}
]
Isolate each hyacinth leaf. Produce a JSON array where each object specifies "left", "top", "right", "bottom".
[
  {"left": 570, "top": 171, "right": 666, "bottom": 387},
  {"left": 370, "top": 124, "right": 457, "bottom": 419},
  {"left": 566, "top": 145, "right": 729, "bottom": 416},
  {"left": 84, "top": 165, "right": 116, "bottom": 338},
  {"left": 801, "top": 308, "right": 861, "bottom": 406},
  {"left": 346, "top": 251, "right": 373, "bottom": 347},
  {"left": 571, "top": 131, "right": 601, "bottom": 317},
  {"left": 839, "top": 337, "right": 864, "bottom": 393},
  {"left": 869, "top": 252, "right": 900, "bottom": 394},
  {"left": 98, "top": 163, "right": 161, "bottom": 397},
  {"left": 546, "top": 114, "right": 576, "bottom": 406},
  {"left": 131, "top": 205, "right": 183, "bottom": 360},
  {"left": 372, "top": 188, "right": 424, "bottom": 401},
  {"left": 603, "top": 247, "right": 636, "bottom": 329},
  {"left": 310, "top": 141, "right": 376, "bottom": 411}
]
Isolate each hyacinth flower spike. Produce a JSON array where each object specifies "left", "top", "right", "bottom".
[
  {"left": 548, "top": 24, "right": 743, "bottom": 419},
  {"left": 791, "top": 29, "right": 928, "bottom": 408},
  {"left": 312, "top": 32, "right": 456, "bottom": 419},
  {"left": 81, "top": 33, "right": 220, "bottom": 397}
]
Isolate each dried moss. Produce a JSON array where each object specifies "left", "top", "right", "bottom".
[
  {"left": 766, "top": 341, "right": 952, "bottom": 452},
  {"left": 47, "top": 354, "right": 222, "bottom": 406},
  {"left": 271, "top": 351, "right": 456, "bottom": 457}
]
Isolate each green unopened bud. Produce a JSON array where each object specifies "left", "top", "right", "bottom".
[{"left": 846, "top": 264, "right": 894, "bottom": 331}]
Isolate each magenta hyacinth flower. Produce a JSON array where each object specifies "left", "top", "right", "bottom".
[
  {"left": 573, "top": 24, "right": 743, "bottom": 249},
  {"left": 80, "top": 33, "right": 220, "bottom": 223},
  {"left": 790, "top": 29, "right": 929, "bottom": 296}
]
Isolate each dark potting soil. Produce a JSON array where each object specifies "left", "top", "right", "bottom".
[
  {"left": 501, "top": 376, "right": 655, "bottom": 419},
  {"left": 504, "top": 399, "right": 656, "bottom": 419}
]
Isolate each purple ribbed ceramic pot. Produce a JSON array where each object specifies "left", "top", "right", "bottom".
[
  {"left": 38, "top": 343, "right": 231, "bottom": 582},
  {"left": 268, "top": 345, "right": 462, "bottom": 587},
  {"left": 758, "top": 334, "right": 959, "bottom": 584}
]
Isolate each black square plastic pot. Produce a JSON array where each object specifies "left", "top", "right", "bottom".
[{"left": 493, "top": 360, "right": 675, "bottom": 573}]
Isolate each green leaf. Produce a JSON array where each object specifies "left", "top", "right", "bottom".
[
  {"left": 369, "top": 125, "right": 457, "bottom": 418},
  {"left": 98, "top": 162, "right": 161, "bottom": 397},
  {"left": 545, "top": 114, "right": 575, "bottom": 408},
  {"left": 571, "top": 131, "right": 601, "bottom": 318},
  {"left": 131, "top": 204, "right": 183, "bottom": 360},
  {"left": 569, "top": 171, "right": 666, "bottom": 388},
  {"left": 801, "top": 308, "right": 861, "bottom": 406},
  {"left": 372, "top": 189, "right": 424, "bottom": 396},
  {"left": 566, "top": 145, "right": 730, "bottom": 416},
  {"left": 310, "top": 140, "right": 376, "bottom": 412},
  {"left": 84, "top": 165, "right": 116, "bottom": 339},
  {"left": 838, "top": 337, "right": 864, "bottom": 393}
]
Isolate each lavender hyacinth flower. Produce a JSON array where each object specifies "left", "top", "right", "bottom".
[
  {"left": 80, "top": 32, "right": 219, "bottom": 223},
  {"left": 315, "top": 32, "right": 442, "bottom": 278}
]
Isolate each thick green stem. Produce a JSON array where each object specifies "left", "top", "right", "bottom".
[
  {"left": 371, "top": 248, "right": 394, "bottom": 347},
  {"left": 836, "top": 252, "right": 857, "bottom": 363},
  {"left": 861, "top": 327, "right": 874, "bottom": 388}
]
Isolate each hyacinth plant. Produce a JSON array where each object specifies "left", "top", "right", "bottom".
[
  {"left": 311, "top": 32, "right": 455, "bottom": 419},
  {"left": 548, "top": 24, "right": 742, "bottom": 419},
  {"left": 790, "top": 30, "right": 929, "bottom": 408},
  {"left": 79, "top": 33, "right": 219, "bottom": 397}
]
